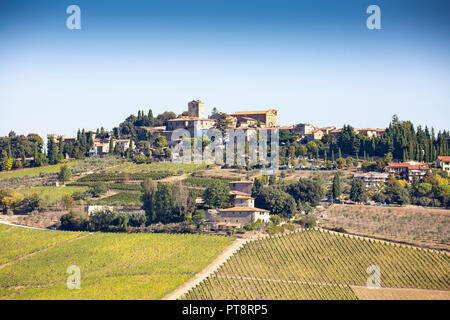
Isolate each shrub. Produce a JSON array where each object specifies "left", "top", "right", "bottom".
[
  {"left": 270, "top": 215, "right": 282, "bottom": 226},
  {"left": 62, "top": 194, "right": 74, "bottom": 209},
  {"left": 18, "top": 193, "right": 45, "bottom": 213},
  {"left": 72, "top": 190, "right": 87, "bottom": 201},
  {"left": 118, "top": 211, "right": 147, "bottom": 227},
  {"left": 88, "top": 183, "right": 108, "bottom": 198},
  {"left": 60, "top": 210, "right": 89, "bottom": 231},
  {"left": 331, "top": 227, "right": 347, "bottom": 233},
  {"left": 244, "top": 220, "right": 262, "bottom": 231}
]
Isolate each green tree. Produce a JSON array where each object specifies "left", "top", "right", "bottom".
[
  {"left": 109, "top": 138, "right": 114, "bottom": 154},
  {"left": 141, "top": 179, "right": 157, "bottom": 223},
  {"left": 57, "top": 164, "right": 71, "bottom": 184},
  {"left": 204, "top": 183, "right": 230, "bottom": 208},
  {"left": 255, "top": 186, "right": 297, "bottom": 218},
  {"left": 349, "top": 178, "right": 367, "bottom": 203},
  {"left": 213, "top": 112, "right": 234, "bottom": 137},
  {"left": 47, "top": 138, "right": 59, "bottom": 164},
  {"left": 153, "top": 136, "right": 168, "bottom": 148},
  {"left": 331, "top": 173, "right": 342, "bottom": 201},
  {"left": 148, "top": 109, "right": 155, "bottom": 126},
  {"left": 287, "top": 178, "right": 325, "bottom": 208},
  {"left": 154, "top": 182, "right": 174, "bottom": 223}
]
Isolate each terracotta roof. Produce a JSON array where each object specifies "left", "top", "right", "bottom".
[
  {"left": 231, "top": 110, "right": 276, "bottom": 115},
  {"left": 218, "top": 207, "right": 270, "bottom": 213},
  {"left": 235, "top": 196, "right": 255, "bottom": 200},
  {"left": 229, "top": 190, "right": 251, "bottom": 196},
  {"left": 388, "top": 162, "right": 409, "bottom": 168},
  {"left": 168, "top": 117, "right": 215, "bottom": 122},
  {"left": 389, "top": 162, "right": 430, "bottom": 170},
  {"left": 354, "top": 172, "right": 389, "bottom": 178},
  {"left": 438, "top": 156, "right": 450, "bottom": 162}
]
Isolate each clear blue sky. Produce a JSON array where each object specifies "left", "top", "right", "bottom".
[{"left": 0, "top": 0, "right": 449, "bottom": 141}]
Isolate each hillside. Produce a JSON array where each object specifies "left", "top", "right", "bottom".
[
  {"left": 182, "top": 229, "right": 450, "bottom": 300},
  {"left": 0, "top": 224, "right": 233, "bottom": 299}
]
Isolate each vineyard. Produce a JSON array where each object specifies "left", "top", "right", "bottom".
[
  {"left": 68, "top": 181, "right": 142, "bottom": 191},
  {"left": 106, "top": 162, "right": 209, "bottom": 174},
  {"left": 89, "top": 192, "right": 143, "bottom": 206},
  {"left": 0, "top": 224, "right": 83, "bottom": 264},
  {"left": 0, "top": 226, "right": 233, "bottom": 299},
  {"left": 182, "top": 229, "right": 450, "bottom": 300},
  {"left": 320, "top": 204, "right": 450, "bottom": 251},
  {"left": 182, "top": 176, "right": 234, "bottom": 189},
  {"left": 75, "top": 171, "right": 172, "bottom": 183}
]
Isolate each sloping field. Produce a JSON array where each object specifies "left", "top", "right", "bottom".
[
  {"left": 320, "top": 204, "right": 450, "bottom": 251},
  {"left": 0, "top": 226, "right": 233, "bottom": 300},
  {"left": 0, "top": 161, "right": 77, "bottom": 181},
  {"left": 0, "top": 224, "right": 83, "bottom": 264},
  {"left": 182, "top": 229, "right": 450, "bottom": 300},
  {"left": 16, "top": 186, "right": 88, "bottom": 203},
  {"left": 106, "top": 162, "right": 208, "bottom": 174}
]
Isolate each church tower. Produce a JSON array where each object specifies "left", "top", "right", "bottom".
[{"left": 188, "top": 100, "right": 205, "bottom": 118}]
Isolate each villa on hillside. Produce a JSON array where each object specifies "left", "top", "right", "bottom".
[
  {"left": 353, "top": 172, "right": 389, "bottom": 189},
  {"left": 437, "top": 156, "right": 450, "bottom": 172},
  {"left": 208, "top": 180, "right": 271, "bottom": 229},
  {"left": 388, "top": 161, "right": 430, "bottom": 181}
]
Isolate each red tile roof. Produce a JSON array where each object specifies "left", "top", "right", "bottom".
[
  {"left": 219, "top": 207, "right": 270, "bottom": 213},
  {"left": 438, "top": 156, "right": 450, "bottom": 162},
  {"left": 388, "top": 162, "right": 430, "bottom": 170}
]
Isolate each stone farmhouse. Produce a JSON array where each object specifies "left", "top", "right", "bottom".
[{"left": 208, "top": 180, "right": 271, "bottom": 229}]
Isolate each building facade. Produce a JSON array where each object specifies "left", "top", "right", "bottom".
[
  {"left": 230, "top": 109, "right": 278, "bottom": 128},
  {"left": 354, "top": 172, "right": 389, "bottom": 188},
  {"left": 437, "top": 156, "right": 450, "bottom": 172},
  {"left": 388, "top": 161, "right": 430, "bottom": 181}
]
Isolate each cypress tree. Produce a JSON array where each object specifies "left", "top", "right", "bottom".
[
  {"left": 148, "top": 109, "right": 154, "bottom": 127},
  {"left": 332, "top": 173, "right": 342, "bottom": 202},
  {"left": 109, "top": 138, "right": 114, "bottom": 154}
]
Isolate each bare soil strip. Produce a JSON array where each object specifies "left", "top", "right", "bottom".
[
  {"left": 319, "top": 227, "right": 450, "bottom": 256},
  {"left": 351, "top": 286, "right": 450, "bottom": 300},
  {"left": 161, "top": 239, "right": 248, "bottom": 300}
]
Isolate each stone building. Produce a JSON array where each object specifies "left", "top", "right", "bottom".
[{"left": 230, "top": 109, "right": 278, "bottom": 128}]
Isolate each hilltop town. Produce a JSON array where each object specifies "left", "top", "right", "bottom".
[{"left": 0, "top": 99, "right": 449, "bottom": 244}]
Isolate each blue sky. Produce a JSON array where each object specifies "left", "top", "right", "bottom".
[{"left": 0, "top": 0, "right": 449, "bottom": 141}]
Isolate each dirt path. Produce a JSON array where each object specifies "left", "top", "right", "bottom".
[
  {"left": 0, "top": 218, "right": 49, "bottom": 230},
  {"left": 351, "top": 286, "right": 450, "bottom": 300},
  {"left": 161, "top": 238, "right": 248, "bottom": 300},
  {"left": 0, "top": 233, "right": 91, "bottom": 270},
  {"left": 159, "top": 173, "right": 191, "bottom": 183}
]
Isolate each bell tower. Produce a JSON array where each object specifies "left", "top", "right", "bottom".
[{"left": 188, "top": 100, "right": 205, "bottom": 118}]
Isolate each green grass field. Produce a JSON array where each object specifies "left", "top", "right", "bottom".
[
  {"left": 0, "top": 161, "right": 77, "bottom": 181},
  {"left": 16, "top": 186, "right": 88, "bottom": 203},
  {"left": 0, "top": 226, "right": 233, "bottom": 299},
  {"left": 183, "top": 229, "right": 450, "bottom": 300}
]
